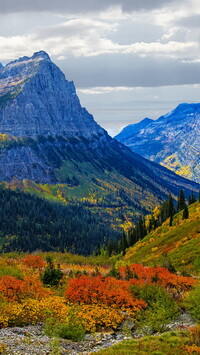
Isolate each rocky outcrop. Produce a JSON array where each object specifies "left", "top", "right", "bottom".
[
  {"left": 0, "top": 51, "right": 105, "bottom": 139},
  {"left": 115, "top": 103, "right": 200, "bottom": 183}
]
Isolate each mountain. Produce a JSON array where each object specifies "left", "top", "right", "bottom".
[
  {"left": 0, "top": 52, "right": 199, "bottom": 224},
  {"left": 115, "top": 103, "right": 200, "bottom": 183},
  {"left": 0, "top": 51, "right": 103, "bottom": 138},
  {"left": 118, "top": 200, "right": 200, "bottom": 275},
  {"left": 115, "top": 117, "right": 153, "bottom": 142}
]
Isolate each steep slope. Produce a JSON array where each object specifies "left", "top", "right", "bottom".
[
  {"left": 115, "top": 103, "right": 200, "bottom": 182},
  {"left": 0, "top": 187, "right": 120, "bottom": 255},
  {"left": 119, "top": 201, "right": 200, "bottom": 275},
  {"left": 0, "top": 52, "right": 199, "bottom": 222},
  {"left": 0, "top": 51, "right": 103, "bottom": 138}
]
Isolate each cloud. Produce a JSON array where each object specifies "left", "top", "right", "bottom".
[
  {"left": 177, "top": 14, "right": 200, "bottom": 28},
  {"left": 78, "top": 86, "right": 136, "bottom": 95},
  {"left": 0, "top": 0, "right": 178, "bottom": 14},
  {"left": 58, "top": 54, "right": 200, "bottom": 88}
]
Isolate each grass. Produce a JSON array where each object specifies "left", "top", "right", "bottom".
[{"left": 93, "top": 331, "right": 191, "bottom": 355}]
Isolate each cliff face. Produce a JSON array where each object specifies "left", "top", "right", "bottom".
[
  {"left": 0, "top": 51, "right": 104, "bottom": 139},
  {"left": 0, "top": 52, "right": 199, "bottom": 212},
  {"left": 115, "top": 103, "right": 200, "bottom": 183}
]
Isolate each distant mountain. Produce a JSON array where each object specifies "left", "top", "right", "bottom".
[
  {"left": 115, "top": 118, "right": 153, "bottom": 142},
  {"left": 115, "top": 103, "right": 200, "bottom": 183},
  {"left": 0, "top": 52, "right": 199, "bottom": 223}
]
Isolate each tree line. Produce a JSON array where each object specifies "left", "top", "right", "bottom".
[{"left": 103, "top": 189, "right": 200, "bottom": 256}]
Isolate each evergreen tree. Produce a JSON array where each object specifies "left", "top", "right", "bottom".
[
  {"left": 121, "top": 231, "right": 129, "bottom": 256},
  {"left": 177, "top": 189, "right": 186, "bottom": 211},
  {"left": 182, "top": 205, "right": 189, "bottom": 220}
]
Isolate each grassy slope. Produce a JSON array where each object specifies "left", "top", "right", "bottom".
[
  {"left": 93, "top": 331, "right": 192, "bottom": 355},
  {"left": 117, "top": 201, "right": 200, "bottom": 275}
]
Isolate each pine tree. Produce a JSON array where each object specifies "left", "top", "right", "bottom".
[
  {"left": 177, "top": 189, "right": 186, "bottom": 211},
  {"left": 168, "top": 194, "right": 175, "bottom": 225},
  {"left": 182, "top": 205, "right": 189, "bottom": 220}
]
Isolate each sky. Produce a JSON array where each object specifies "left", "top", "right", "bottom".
[{"left": 0, "top": 0, "right": 200, "bottom": 136}]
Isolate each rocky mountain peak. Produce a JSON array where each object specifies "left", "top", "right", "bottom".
[
  {"left": 0, "top": 51, "right": 105, "bottom": 139},
  {"left": 115, "top": 103, "right": 200, "bottom": 183},
  {"left": 32, "top": 50, "right": 51, "bottom": 61}
]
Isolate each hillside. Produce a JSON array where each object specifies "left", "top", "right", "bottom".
[
  {"left": 115, "top": 103, "right": 200, "bottom": 183},
  {"left": 0, "top": 52, "right": 199, "bottom": 227},
  {"left": 0, "top": 187, "right": 121, "bottom": 255},
  {"left": 118, "top": 201, "right": 200, "bottom": 275}
]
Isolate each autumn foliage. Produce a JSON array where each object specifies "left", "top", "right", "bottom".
[
  {"left": 119, "top": 264, "right": 195, "bottom": 293},
  {"left": 22, "top": 255, "right": 46, "bottom": 269},
  {"left": 65, "top": 275, "right": 147, "bottom": 314},
  {"left": 0, "top": 255, "right": 197, "bottom": 334}
]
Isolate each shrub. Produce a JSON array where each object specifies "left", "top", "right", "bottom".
[
  {"left": 131, "top": 284, "right": 178, "bottom": 333},
  {"left": 65, "top": 275, "right": 146, "bottom": 315},
  {"left": 22, "top": 255, "right": 46, "bottom": 269},
  {"left": 44, "top": 311, "right": 86, "bottom": 341},
  {"left": 184, "top": 286, "right": 200, "bottom": 323},
  {"left": 41, "top": 257, "right": 63, "bottom": 287}
]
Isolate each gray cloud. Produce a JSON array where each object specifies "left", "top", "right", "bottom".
[
  {"left": 57, "top": 54, "right": 200, "bottom": 88},
  {"left": 177, "top": 14, "right": 200, "bottom": 28},
  {"left": 0, "top": 0, "right": 177, "bottom": 14}
]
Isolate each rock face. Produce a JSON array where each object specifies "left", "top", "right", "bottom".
[
  {"left": 0, "top": 51, "right": 199, "bottom": 210},
  {"left": 0, "top": 51, "right": 104, "bottom": 138},
  {"left": 115, "top": 103, "right": 200, "bottom": 183}
]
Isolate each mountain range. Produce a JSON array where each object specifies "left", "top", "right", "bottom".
[
  {"left": 115, "top": 103, "right": 200, "bottom": 183},
  {"left": 0, "top": 51, "right": 199, "bottom": 224}
]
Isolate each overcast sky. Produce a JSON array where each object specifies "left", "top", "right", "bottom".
[{"left": 0, "top": 0, "right": 200, "bottom": 135}]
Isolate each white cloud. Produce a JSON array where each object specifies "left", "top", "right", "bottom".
[{"left": 78, "top": 86, "right": 137, "bottom": 94}]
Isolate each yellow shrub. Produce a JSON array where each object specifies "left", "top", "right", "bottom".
[{"left": 74, "top": 304, "right": 125, "bottom": 332}]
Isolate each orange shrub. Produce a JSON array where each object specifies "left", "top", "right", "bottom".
[
  {"left": 65, "top": 275, "right": 146, "bottom": 315},
  {"left": 0, "top": 276, "right": 23, "bottom": 302},
  {"left": 119, "top": 264, "right": 195, "bottom": 293},
  {"left": 22, "top": 255, "right": 46, "bottom": 269},
  {"left": 0, "top": 274, "right": 51, "bottom": 302},
  {"left": 21, "top": 274, "right": 51, "bottom": 300}
]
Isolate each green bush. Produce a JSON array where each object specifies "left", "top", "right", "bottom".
[
  {"left": 44, "top": 312, "right": 86, "bottom": 341},
  {"left": 183, "top": 286, "right": 200, "bottom": 323},
  {"left": 131, "top": 284, "right": 178, "bottom": 333},
  {"left": 41, "top": 257, "right": 63, "bottom": 287}
]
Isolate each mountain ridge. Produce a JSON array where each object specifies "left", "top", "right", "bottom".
[{"left": 115, "top": 103, "right": 200, "bottom": 183}]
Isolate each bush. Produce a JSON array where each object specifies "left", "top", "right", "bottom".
[
  {"left": 131, "top": 284, "right": 178, "bottom": 333},
  {"left": 44, "top": 311, "right": 86, "bottom": 341},
  {"left": 41, "top": 257, "right": 63, "bottom": 287},
  {"left": 184, "top": 286, "right": 200, "bottom": 323}
]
